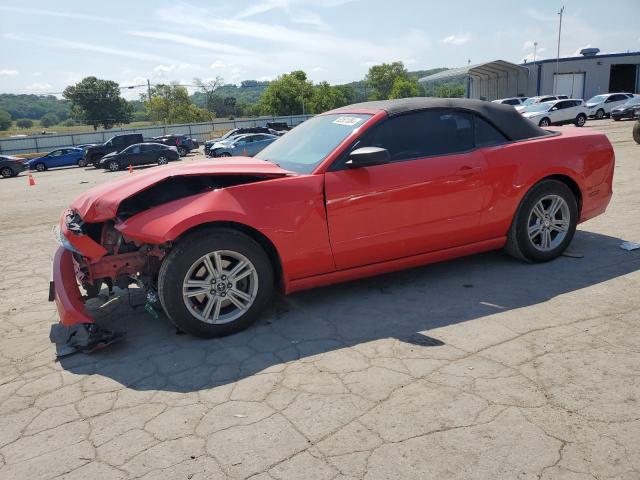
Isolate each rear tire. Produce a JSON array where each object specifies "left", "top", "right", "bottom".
[
  {"left": 505, "top": 179, "right": 578, "bottom": 263},
  {"left": 178, "top": 147, "right": 187, "bottom": 157},
  {"left": 77, "top": 158, "right": 88, "bottom": 167},
  {"left": 574, "top": 113, "right": 586, "bottom": 127},
  {"left": 158, "top": 228, "right": 274, "bottom": 338},
  {"left": 595, "top": 109, "right": 605, "bottom": 120},
  {"left": 612, "top": 117, "right": 621, "bottom": 121},
  {"left": 157, "top": 155, "right": 168, "bottom": 165},
  {"left": 1, "top": 167, "right": 14, "bottom": 178}
]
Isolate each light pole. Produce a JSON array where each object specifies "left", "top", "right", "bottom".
[{"left": 554, "top": 6, "right": 564, "bottom": 94}]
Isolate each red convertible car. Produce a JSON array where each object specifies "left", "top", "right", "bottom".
[{"left": 50, "top": 98, "right": 614, "bottom": 349}]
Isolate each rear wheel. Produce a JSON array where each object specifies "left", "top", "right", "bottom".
[
  {"left": 107, "top": 160, "right": 121, "bottom": 172},
  {"left": 158, "top": 228, "right": 274, "bottom": 338},
  {"left": 1, "top": 167, "right": 14, "bottom": 178},
  {"left": 157, "top": 155, "right": 168, "bottom": 165},
  {"left": 35, "top": 163, "right": 46, "bottom": 172},
  {"left": 505, "top": 179, "right": 578, "bottom": 263},
  {"left": 77, "top": 158, "right": 88, "bottom": 167},
  {"left": 595, "top": 109, "right": 605, "bottom": 120},
  {"left": 574, "top": 113, "right": 586, "bottom": 127},
  {"left": 538, "top": 118, "right": 551, "bottom": 127},
  {"left": 612, "top": 116, "right": 621, "bottom": 121},
  {"left": 178, "top": 146, "right": 187, "bottom": 157}
]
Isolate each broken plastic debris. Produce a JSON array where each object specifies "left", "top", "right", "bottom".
[
  {"left": 620, "top": 241, "right": 640, "bottom": 251},
  {"left": 233, "top": 414, "right": 248, "bottom": 418}
]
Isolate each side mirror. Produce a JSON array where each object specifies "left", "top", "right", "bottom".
[
  {"left": 550, "top": 106, "right": 558, "bottom": 111},
  {"left": 346, "top": 147, "right": 390, "bottom": 168}
]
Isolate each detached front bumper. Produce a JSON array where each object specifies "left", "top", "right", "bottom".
[{"left": 51, "top": 247, "right": 93, "bottom": 326}]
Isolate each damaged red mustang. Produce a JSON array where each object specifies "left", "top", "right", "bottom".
[{"left": 50, "top": 98, "right": 614, "bottom": 350}]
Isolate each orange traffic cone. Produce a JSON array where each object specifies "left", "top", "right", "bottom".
[
  {"left": 128, "top": 164, "right": 133, "bottom": 173},
  {"left": 28, "top": 173, "right": 36, "bottom": 186}
]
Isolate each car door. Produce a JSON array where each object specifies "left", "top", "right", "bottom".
[
  {"left": 606, "top": 94, "right": 629, "bottom": 112},
  {"left": 59, "top": 149, "right": 77, "bottom": 167},
  {"left": 550, "top": 100, "right": 572, "bottom": 123},
  {"left": 324, "top": 109, "right": 492, "bottom": 270},
  {"left": 47, "top": 149, "right": 66, "bottom": 167},
  {"left": 120, "top": 145, "right": 140, "bottom": 165}
]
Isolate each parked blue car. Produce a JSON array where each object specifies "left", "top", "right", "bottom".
[
  {"left": 207, "top": 133, "right": 278, "bottom": 158},
  {"left": 28, "top": 148, "right": 86, "bottom": 171}
]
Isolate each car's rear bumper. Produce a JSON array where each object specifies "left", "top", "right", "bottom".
[{"left": 51, "top": 247, "right": 94, "bottom": 327}]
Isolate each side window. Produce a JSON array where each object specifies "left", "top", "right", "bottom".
[
  {"left": 112, "top": 136, "right": 124, "bottom": 146},
  {"left": 541, "top": 97, "right": 553, "bottom": 102},
  {"left": 555, "top": 101, "right": 568, "bottom": 110},
  {"left": 129, "top": 146, "right": 141, "bottom": 154},
  {"left": 357, "top": 110, "right": 474, "bottom": 162},
  {"left": 474, "top": 115, "right": 508, "bottom": 148},
  {"left": 505, "top": 99, "right": 519, "bottom": 105}
]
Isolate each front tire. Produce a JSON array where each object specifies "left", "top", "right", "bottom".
[
  {"left": 157, "top": 155, "right": 168, "bottom": 165},
  {"left": 219, "top": 152, "right": 231, "bottom": 157},
  {"left": 633, "top": 121, "right": 640, "bottom": 145},
  {"left": 538, "top": 118, "right": 551, "bottom": 127},
  {"left": 107, "top": 160, "right": 121, "bottom": 172},
  {"left": 35, "top": 163, "right": 46, "bottom": 172},
  {"left": 178, "top": 147, "right": 187, "bottom": 157},
  {"left": 158, "top": 228, "right": 274, "bottom": 338},
  {"left": 505, "top": 179, "right": 578, "bottom": 263},
  {"left": 595, "top": 109, "right": 605, "bottom": 120},
  {"left": 574, "top": 113, "right": 586, "bottom": 127},
  {"left": 77, "top": 158, "right": 88, "bottom": 167},
  {"left": 1, "top": 167, "right": 14, "bottom": 178}
]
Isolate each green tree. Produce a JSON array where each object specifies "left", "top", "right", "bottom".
[
  {"left": 0, "top": 109, "right": 11, "bottom": 131},
  {"left": 40, "top": 112, "right": 59, "bottom": 127},
  {"left": 16, "top": 118, "right": 33, "bottom": 129},
  {"left": 308, "top": 82, "right": 356, "bottom": 114},
  {"left": 389, "top": 78, "right": 419, "bottom": 99},
  {"left": 434, "top": 84, "right": 465, "bottom": 98},
  {"left": 259, "top": 71, "right": 313, "bottom": 116},
  {"left": 366, "top": 61, "right": 410, "bottom": 100},
  {"left": 145, "top": 83, "right": 212, "bottom": 124},
  {"left": 63, "top": 77, "right": 133, "bottom": 130}
]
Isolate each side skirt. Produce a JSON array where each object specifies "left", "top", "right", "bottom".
[{"left": 285, "top": 237, "right": 507, "bottom": 294}]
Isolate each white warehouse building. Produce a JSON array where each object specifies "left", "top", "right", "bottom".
[{"left": 419, "top": 49, "right": 640, "bottom": 101}]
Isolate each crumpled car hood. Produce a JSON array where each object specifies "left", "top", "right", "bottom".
[{"left": 71, "top": 157, "right": 295, "bottom": 222}]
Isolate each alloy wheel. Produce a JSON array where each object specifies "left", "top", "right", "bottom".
[
  {"left": 108, "top": 161, "right": 120, "bottom": 172},
  {"left": 36, "top": 163, "right": 45, "bottom": 172},
  {"left": 182, "top": 250, "right": 259, "bottom": 325},
  {"left": 157, "top": 156, "right": 168, "bottom": 165},
  {"left": 527, "top": 194, "right": 570, "bottom": 252},
  {"left": 1, "top": 167, "right": 13, "bottom": 178}
]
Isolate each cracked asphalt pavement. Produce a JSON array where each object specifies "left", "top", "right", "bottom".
[{"left": 1, "top": 119, "right": 639, "bottom": 479}]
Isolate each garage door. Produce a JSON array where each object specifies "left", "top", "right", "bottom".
[{"left": 554, "top": 73, "right": 585, "bottom": 99}]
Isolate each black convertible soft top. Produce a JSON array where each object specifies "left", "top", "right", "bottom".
[{"left": 331, "top": 97, "right": 551, "bottom": 141}]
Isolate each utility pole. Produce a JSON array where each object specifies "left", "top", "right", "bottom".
[
  {"left": 554, "top": 6, "right": 564, "bottom": 94},
  {"left": 533, "top": 42, "right": 538, "bottom": 64},
  {"left": 147, "top": 79, "right": 152, "bottom": 103}
]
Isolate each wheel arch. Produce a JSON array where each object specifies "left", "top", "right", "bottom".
[
  {"left": 174, "top": 221, "right": 284, "bottom": 292},
  {"left": 542, "top": 174, "right": 583, "bottom": 216}
]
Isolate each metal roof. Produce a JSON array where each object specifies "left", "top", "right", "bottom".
[
  {"left": 418, "top": 60, "right": 528, "bottom": 83},
  {"left": 523, "top": 51, "right": 640, "bottom": 65}
]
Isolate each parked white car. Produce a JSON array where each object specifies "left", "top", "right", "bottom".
[
  {"left": 515, "top": 95, "right": 569, "bottom": 112},
  {"left": 521, "top": 99, "right": 588, "bottom": 127},
  {"left": 585, "top": 93, "right": 635, "bottom": 119},
  {"left": 491, "top": 97, "right": 528, "bottom": 106}
]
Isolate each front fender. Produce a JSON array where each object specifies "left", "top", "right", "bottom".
[{"left": 116, "top": 174, "right": 335, "bottom": 281}]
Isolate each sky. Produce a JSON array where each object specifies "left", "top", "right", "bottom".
[{"left": 1, "top": 0, "right": 639, "bottom": 99}]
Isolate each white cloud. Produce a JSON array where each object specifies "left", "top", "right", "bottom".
[
  {"left": 128, "top": 31, "right": 249, "bottom": 56},
  {"left": 24, "top": 82, "right": 53, "bottom": 93},
  {"left": 0, "top": 69, "right": 19, "bottom": 76},
  {"left": 154, "top": 64, "right": 177, "bottom": 74},
  {"left": 441, "top": 33, "right": 471, "bottom": 46},
  {"left": 0, "top": 6, "right": 125, "bottom": 24},
  {"left": 210, "top": 60, "right": 226, "bottom": 69}
]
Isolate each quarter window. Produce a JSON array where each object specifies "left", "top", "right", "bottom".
[{"left": 474, "top": 116, "right": 508, "bottom": 147}]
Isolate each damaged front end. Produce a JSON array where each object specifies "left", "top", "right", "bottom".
[
  {"left": 49, "top": 160, "right": 293, "bottom": 356},
  {"left": 50, "top": 209, "right": 170, "bottom": 357}
]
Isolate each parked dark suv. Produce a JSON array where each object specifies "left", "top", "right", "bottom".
[
  {"left": 83, "top": 134, "right": 144, "bottom": 167},
  {"left": 150, "top": 134, "right": 198, "bottom": 157}
]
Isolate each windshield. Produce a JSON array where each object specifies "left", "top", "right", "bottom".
[
  {"left": 523, "top": 103, "right": 553, "bottom": 113},
  {"left": 256, "top": 114, "right": 372, "bottom": 173},
  {"left": 587, "top": 95, "right": 607, "bottom": 104},
  {"left": 622, "top": 97, "right": 640, "bottom": 107},
  {"left": 522, "top": 97, "right": 539, "bottom": 106}
]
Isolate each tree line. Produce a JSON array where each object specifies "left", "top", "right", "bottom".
[{"left": 0, "top": 62, "right": 465, "bottom": 131}]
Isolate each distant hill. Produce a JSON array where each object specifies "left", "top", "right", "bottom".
[
  {"left": 0, "top": 68, "right": 452, "bottom": 123},
  {"left": 0, "top": 94, "right": 71, "bottom": 121}
]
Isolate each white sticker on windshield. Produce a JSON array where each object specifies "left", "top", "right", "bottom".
[{"left": 332, "top": 116, "right": 363, "bottom": 126}]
